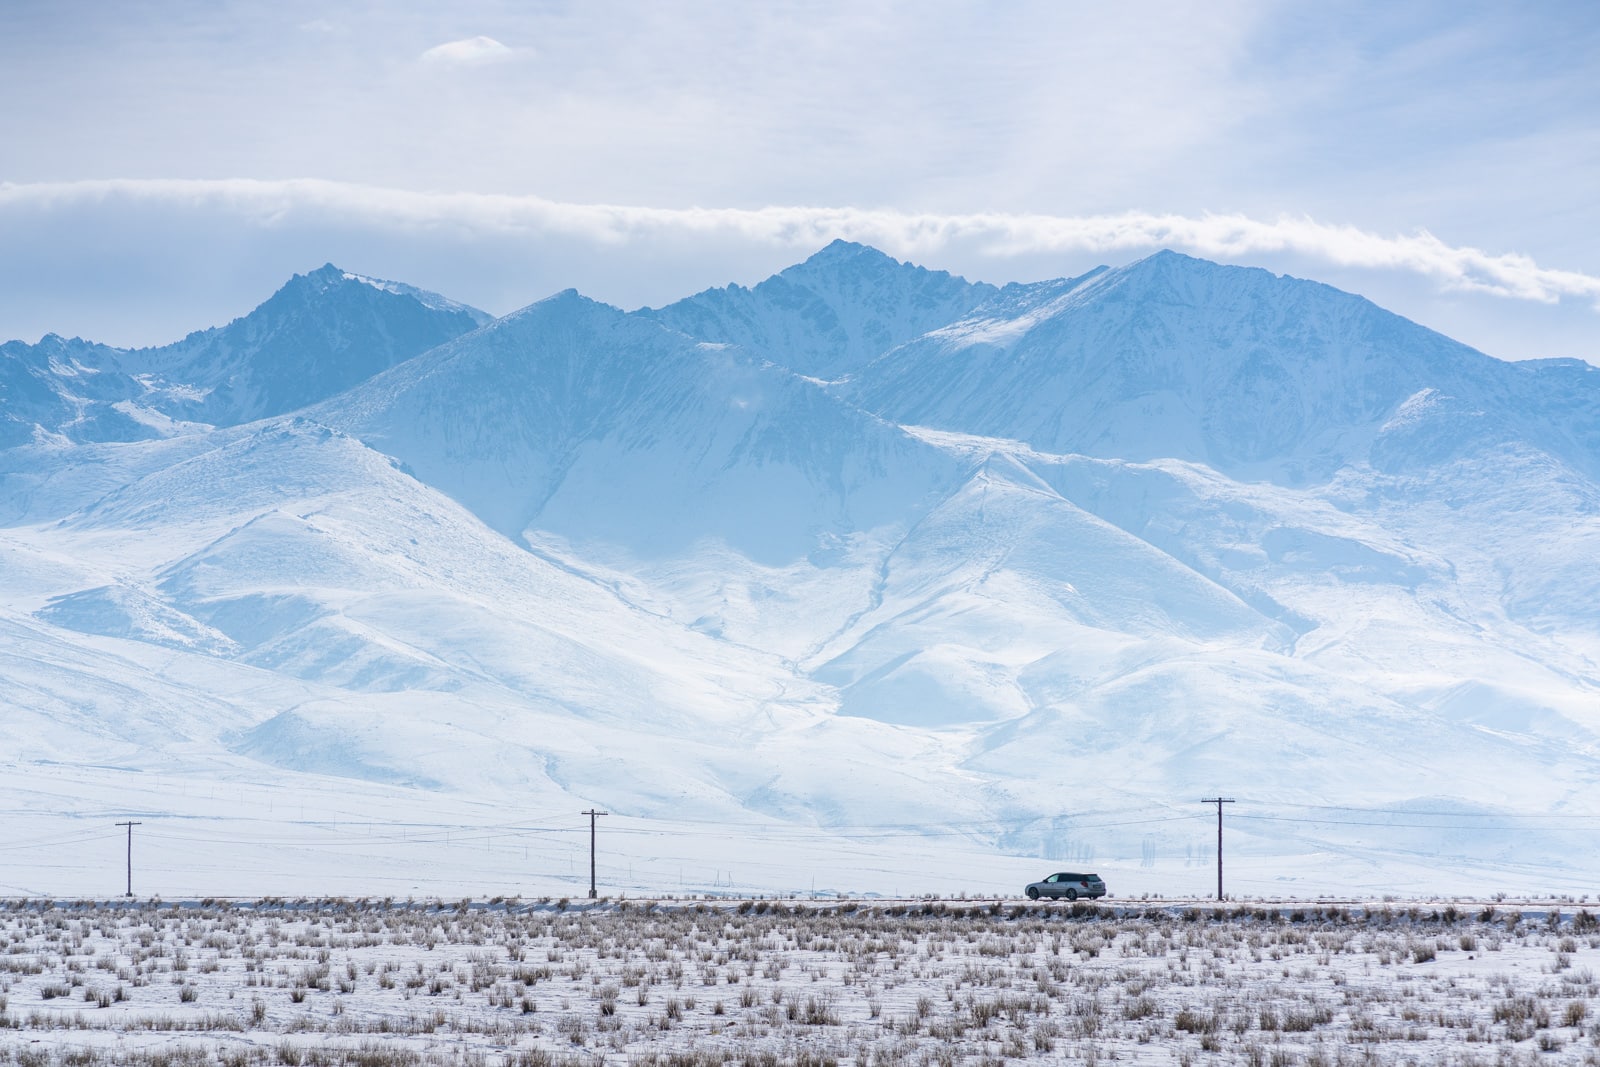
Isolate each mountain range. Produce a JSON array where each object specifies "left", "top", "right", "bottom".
[{"left": 2, "top": 242, "right": 1598, "bottom": 899}]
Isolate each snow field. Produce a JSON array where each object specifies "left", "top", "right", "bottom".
[{"left": 1, "top": 901, "right": 1600, "bottom": 1065}]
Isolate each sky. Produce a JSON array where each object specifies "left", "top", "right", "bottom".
[{"left": 1, "top": 0, "right": 1597, "bottom": 362}]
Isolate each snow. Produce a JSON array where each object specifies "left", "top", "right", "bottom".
[
  {"left": 340, "top": 268, "right": 496, "bottom": 323},
  {"left": 2, "top": 899, "right": 1600, "bottom": 1066},
  {"left": 3, "top": 246, "right": 1600, "bottom": 902}
]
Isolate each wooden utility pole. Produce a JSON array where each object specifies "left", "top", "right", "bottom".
[
  {"left": 581, "top": 809, "right": 608, "bottom": 898},
  {"left": 115, "top": 821, "right": 142, "bottom": 897},
  {"left": 1200, "top": 799, "right": 1233, "bottom": 900}
]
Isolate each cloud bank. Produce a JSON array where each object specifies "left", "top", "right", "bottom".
[{"left": 5, "top": 178, "right": 1598, "bottom": 310}]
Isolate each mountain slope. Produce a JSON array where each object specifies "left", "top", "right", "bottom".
[
  {"left": 4, "top": 416, "right": 1008, "bottom": 845},
  {"left": 806, "top": 452, "right": 1294, "bottom": 727},
  {"left": 321, "top": 289, "right": 961, "bottom": 562}
]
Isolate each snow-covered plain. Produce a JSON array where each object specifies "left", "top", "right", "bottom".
[
  {"left": 3, "top": 899, "right": 1600, "bottom": 1065},
  {"left": 3, "top": 244, "right": 1600, "bottom": 901}
]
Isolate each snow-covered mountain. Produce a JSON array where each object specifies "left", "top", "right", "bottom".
[
  {"left": 3, "top": 246, "right": 1599, "bottom": 900},
  {"left": 0, "top": 265, "right": 488, "bottom": 447},
  {"left": 123, "top": 264, "right": 492, "bottom": 426},
  {"left": 852, "top": 251, "right": 1600, "bottom": 483}
]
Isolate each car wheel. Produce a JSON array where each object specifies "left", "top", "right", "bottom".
[
  {"left": 1065, "top": 889, "right": 1078, "bottom": 901},
  {"left": 1026, "top": 887, "right": 1040, "bottom": 900}
]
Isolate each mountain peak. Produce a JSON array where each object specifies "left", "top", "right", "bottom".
[
  {"left": 278, "top": 265, "right": 493, "bottom": 324},
  {"left": 1109, "top": 248, "right": 1296, "bottom": 297},
  {"left": 783, "top": 240, "right": 924, "bottom": 284},
  {"left": 1141, "top": 248, "right": 1200, "bottom": 265},
  {"left": 278, "top": 263, "right": 353, "bottom": 299},
  {"left": 497, "top": 287, "right": 618, "bottom": 324},
  {"left": 797, "top": 238, "right": 880, "bottom": 265},
  {"left": 641, "top": 242, "right": 998, "bottom": 378},
  {"left": 116, "top": 265, "right": 493, "bottom": 427}
]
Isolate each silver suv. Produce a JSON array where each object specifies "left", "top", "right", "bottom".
[{"left": 1025, "top": 872, "right": 1107, "bottom": 901}]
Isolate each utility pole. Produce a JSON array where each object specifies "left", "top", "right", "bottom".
[
  {"left": 581, "top": 809, "right": 608, "bottom": 898},
  {"left": 114, "top": 821, "right": 142, "bottom": 897},
  {"left": 1200, "top": 799, "right": 1233, "bottom": 901}
]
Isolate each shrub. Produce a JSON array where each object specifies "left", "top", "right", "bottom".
[
  {"left": 1123, "top": 996, "right": 1157, "bottom": 1020},
  {"left": 1282, "top": 1006, "right": 1333, "bottom": 1032}
]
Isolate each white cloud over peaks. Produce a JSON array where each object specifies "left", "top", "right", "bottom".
[
  {"left": 4, "top": 178, "right": 1599, "bottom": 311},
  {"left": 419, "top": 36, "right": 514, "bottom": 66}
]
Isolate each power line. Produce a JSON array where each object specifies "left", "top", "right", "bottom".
[
  {"left": 1265, "top": 802, "right": 1600, "bottom": 819},
  {"left": 110, "top": 809, "right": 1212, "bottom": 852},
  {"left": 1, "top": 803, "right": 1590, "bottom": 856},
  {"left": 17, "top": 804, "right": 1589, "bottom": 862},
  {"left": 597, "top": 802, "right": 1173, "bottom": 832},
  {"left": 151, "top": 818, "right": 1091, "bottom": 848},
  {"left": 608, "top": 810, "right": 1210, "bottom": 836},
  {"left": 0, "top": 829, "right": 125, "bottom": 852},
  {"left": 138, "top": 821, "right": 588, "bottom": 848},
  {"left": 1228, "top": 813, "right": 1599, "bottom": 831},
  {"left": 602, "top": 813, "right": 1211, "bottom": 843}
]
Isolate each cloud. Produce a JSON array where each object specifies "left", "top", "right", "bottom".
[
  {"left": 5, "top": 178, "right": 1599, "bottom": 311},
  {"left": 418, "top": 36, "right": 515, "bottom": 66}
]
